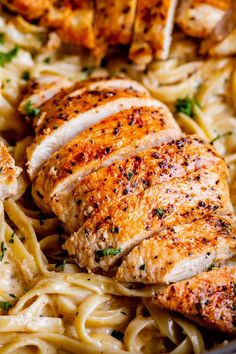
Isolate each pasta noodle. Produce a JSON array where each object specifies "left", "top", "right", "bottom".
[{"left": 0, "top": 9, "right": 235, "bottom": 354}]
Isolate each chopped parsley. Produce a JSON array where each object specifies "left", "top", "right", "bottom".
[
  {"left": 96, "top": 248, "right": 122, "bottom": 258},
  {"left": 21, "top": 71, "right": 30, "bottom": 81},
  {"left": 80, "top": 67, "right": 93, "bottom": 81},
  {"left": 111, "top": 330, "right": 124, "bottom": 341},
  {"left": 8, "top": 293, "right": 17, "bottom": 299},
  {"left": 0, "top": 301, "right": 12, "bottom": 311},
  {"left": 0, "top": 33, "right": 4, "bottom": 45},
  {"left": 210, "top": 131, "right": 233, "bottom": 144},
  {"left": 175, "top": 97, "right": 200, "bottom": 118},
  {"left": 127, "top": 171, "right": 134, "bottom": 181},
  {"left": 153, "top": 208, "right": 164, "bottom": 218},
  {"left": 24, "top": 288, "right": 29, "bottom": 292},
  {"left": 0, "top": 242, "right": 7, "bottom": 261},
  {"left": 9, "top": 232, "right": 15, "bottom": 244},
  {"left": 55, "top": 259, "right": 67, "bottom": 272},
  {"left": 208, "top": 263, "right": 215, "bottom": 271},
  {"left": 109, "top": 226, "right": 120, "bottom": 234},
  {"left": 24, "top": 100, "right": 40, "bottom": 118},
  {"left": 139, "top": 264, "right": 145, "bottom": 270},
  {"left": 43, "top": 56, "right": 51, "bottom": 64},
  {"left": 0, "top": 46, "right": 19, "bottom": 67}
]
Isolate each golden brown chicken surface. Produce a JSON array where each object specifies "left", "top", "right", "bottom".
[
  {"left": 23, "top": 76, "right": 236, "bottom": 336},
  {"left": 154, "top": 266, "right": 236, "bottom": 335},
  {"left": 3, "top": 0, "right": 235, "bottom": 63},
  {"left": 116, "top": 215, "right": 236, "bottom": 284},
  {"left": 0, "top": 143, "right": 21, "bottom": 200},
  {"left": 32, "top": 104, "right": 180, "bottom": 215}
]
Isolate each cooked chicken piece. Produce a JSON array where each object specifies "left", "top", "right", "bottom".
[
  {"left": 46, "top": 135, "right": 226, "bottom": 232},
  {"left": 94, "top": 0, "right": 137, "bottom": 61},
  {"left": 154, "top": 266, "right": 236, "bottom": 335},
  {"left": 176, "top": 0, "right": 230, "bottom": 38},
  {"left": 116, "top": 216, "right": 236, "bottom": 284},
  {"left": 40, "top": 0, "right": 95, "bottom": 48},
  {"left": 26, "top": 78, "right": 150, "bottom": 179},
  {"left": 65, "top": 162, "right": 232, "bottom": 272},
  {"left": 200, "top": 2, "right": 236, "bottom": 56},
  {"left": 19, "top": 76, "right": 73, "bottom": 114},
  {"left": 1, "top": 0, "right": 49, "bottom": 19},
  {"left": 0, "top": 143, "right": 21, "bottom": 200},
  {"left": 32, "top": 105, "right": 180, "bottom": 214},
  {"left": 129, "top": 0, "right": 178, "bottom": 67},
  {"left": 207, "top": 28, "right": 236, "bottom": 56}
]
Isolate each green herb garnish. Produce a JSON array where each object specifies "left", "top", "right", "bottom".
[
  {"left": 0, "top": 46, "right": 19, "bottom": 67},
  {"left": 153, "top": 208, "right": 164, "bottom": 218},
  {"left": 0, "top": 301, "right": 12, "bottom": 311},
  {"left": 43, "top": 56, "right": 51, "bottom": 64},
  {"left": 8, "top": 293, "right": 17, "bottom": 298},
  {"left": 96, "top": 248, "right": 122, "bottom": 258},
  {"left": 208, "top": 263, "right": 215, "bottom": 271},
  {"left": 0, "top": 33, "right": 5, "bottom": 45},
  {"left": 9, "top": 232, "right": 15, "bottom": 244},
  {"left": 21, "top": 71, "right": 30, "bottom": 81},
  {"left": 175, "top": 97, "right": 200, "bottom": 118},
  {"left": 0, "top": 242, "right": 7, "bottom": 261},
  {"left": 55, "top": 259, "right": 67, "bottom": 272},
  {"left": 210, "top": 131, "right": 233, "bottom": 144},
  {"left": 127, "top": 171, "right": 134, "bottom": 181},
  {"left": 24, "top": 100, "right": 40, "bottom": 118}
]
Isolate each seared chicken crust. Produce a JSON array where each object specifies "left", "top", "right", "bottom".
[
  {"left": 116, "top": 215, "right": 236, "bottom": 284},
  {"left": 47, "top": 135, "right": 227, "bottom": 232},
  {"left": 154, "top": 266, "right": 236, "bottom": 335},
  {"left": 32, "top": 104, "right": 180, "bottom": 214},
  {"left": 0, "top": 143, "right": 21, "bottom": 200}
]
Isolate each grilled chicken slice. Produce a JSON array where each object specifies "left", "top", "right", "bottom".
[
  {"left": 206, "top": 28, "right": 236, "bottom": 56},
  {"left": 26, "top": 78, "right": 150, "bottom": 179},
  {"left": 116, "top": 216, "right": 236, "bottom": 284},
  {"left": 94, "top": 0, "right": 137, "bottom": 61},
  {"left": 129, "top": 0, "right": 178, "bottom": 67},
  {"left": 32, "top": 105, "right": 180, "bottom": 214},
  {"left": 1, "top": 0, "right": 49, "bottom": 19},
  {"left": 40, "top": 0, "right": 95, "bottom": 48},
  {"left": 154, "top": 266, "right": 236, "bottom": 335},
  {"left": 65, "top": 160, "right": 232, "bottom": 272},
  {"left": 0, "top": 143, "right": 21, "bottom": 200},
  {"left": 46, "top": 135, "right": 226, "bottom": 232},
  {"left": 176, "top": 0, "right": 230, "bottom": 38}
]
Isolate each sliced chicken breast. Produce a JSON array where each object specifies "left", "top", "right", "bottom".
[
  {"left": 176, "top": 0, "right": 230, "bottom": 38},
  {"left": 1, "top": 0, "right": 49, "bottom": 19},
  {"left": 207, "top": 28, "right": 236, "bottom": 56},
  {"left": 116, "top": 215, "right": 236, "bottom": 284},
  {"left": 154, "top": 266, "right": 236, "bottom": 335},
  {"left": 26, "top": 81, "right": 150, "bottom": 179},
  {"left": 32, "top": 105, "right": 180, "bottom": 214},
  {"left": 0, "top": 143, "right": 21, "bottom": 200},
  {"left": 47, "top": 135, "right": 227, "bottom": 232},
  {"left": 94, "top": 0, "right": 137, "bottom": 61},
  {"left": 40, "top": 0, "right": 95, "bottom": 49},
  {"left": 129, "top": 0, "right": 178, "bottom": 67},
  {"left": 65, "top": 163, "right": 232, "bottom": 272}
]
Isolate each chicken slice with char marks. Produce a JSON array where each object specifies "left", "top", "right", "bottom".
[
  {"left": 1, "top": 0, "right": 49, "bottom": 19},
  {"left": 94, "top": 0, "right": 137, "bottom": 62},
  {"left": 176, "top": 0, "right": 231, "bottom": 38},
  {"left": 129, "top": 0, "right": 178, "bottom": 67},
  {"left": 47, "top": 135, "right": 226, "bottom": 232},
  {"left": 32, "top": 105, "right": 180, "bottom": 214},
  {"left": 26, "top": 83, "right": 151, "bottom": 179},
  {"left": 65, "top": 161, "right": 232, "bottom": 272},
  {"left": 153, "top": 266, "right": 236, "bottom": 335},
  {"left": 0, "top": 143, "right": 21, "bottom": 200},
  {"left": 116, "top": 215, "right": 236, "bottom": 284}
]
